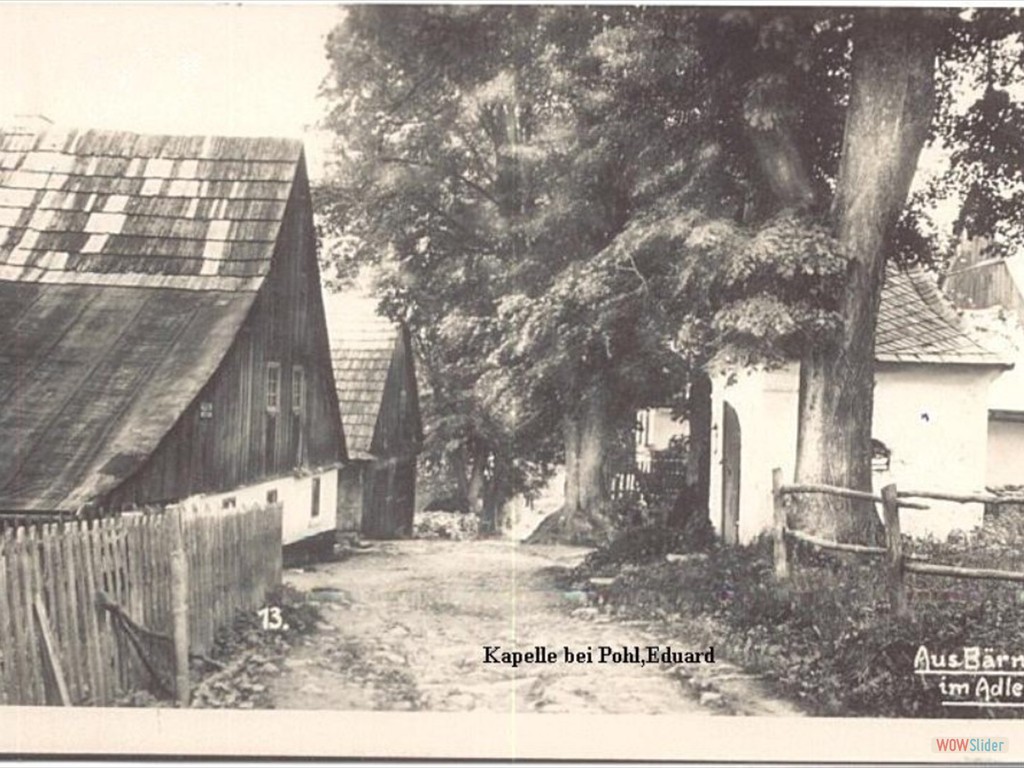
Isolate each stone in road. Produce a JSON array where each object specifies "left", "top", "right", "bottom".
[{"left": 270, "top": 538, "right": 795, "bottom": 715}]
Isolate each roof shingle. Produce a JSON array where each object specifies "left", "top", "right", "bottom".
[
  {"left": 876, "top": 268, "right": 1005, "bottom": 365},
  {"left": 324, "top": 294, "right": 400, "bottom": 459},
  {"left": 0, "top": 126, "right": 300, "bottom": 291}
]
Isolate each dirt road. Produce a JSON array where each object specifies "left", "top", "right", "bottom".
[{"left": 270, "top": 539, "right": 800, "bottom": 715}]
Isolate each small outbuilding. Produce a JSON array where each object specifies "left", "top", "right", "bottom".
[
  {"left": 945, "top": 243, "right": 1024, "bottom": 488},
  {"left": 708, "top": 267, "right": 1009, "bottom": 543},
  {"left": 326, "top": 295, "right": 423, "bottom": 539},
  {"left": 0, "top": 124, "right": 345, "bottom": 547}
]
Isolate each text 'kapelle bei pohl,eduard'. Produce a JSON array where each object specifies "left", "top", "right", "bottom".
[{"left": 482, "top": 645, "right": 715, "bottom": 668}]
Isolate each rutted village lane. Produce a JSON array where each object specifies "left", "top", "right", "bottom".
[{"left": 269, "top": 539, "right": 801, "bottom": 715}]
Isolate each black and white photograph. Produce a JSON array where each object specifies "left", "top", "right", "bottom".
[{"left": 1, "top": 2, "right": 1024, "bottom": 762}]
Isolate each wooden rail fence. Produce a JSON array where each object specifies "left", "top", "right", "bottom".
[
  {"left": 771, "top": 468, "right": 1024, "bottom": 618},
  {"left": 0, "top": 502, "right": 282, "bottom": 707}
]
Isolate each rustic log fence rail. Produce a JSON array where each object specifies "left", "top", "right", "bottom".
[
  {"left": 771, "top": 467, "right": 1024, "bottom": 618},
  {"left": 0, "top": 502, "right": 282, "bottom": 707}
]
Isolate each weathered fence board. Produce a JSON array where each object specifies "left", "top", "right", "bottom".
[
  {"left": 905, "top": 560, "right": 1024, "bottom": 583},
  {"left": 0, "top": 502, "right": 282, "bottom": 706},
  {"left": 897, "top": 488, "right": 1024, "bottom": 505},
  {"left": 779, "top": 481, "right": 930, "bottom": 510},
  {"left": 0, "top": 548, "right": 12, "bottom": 704},
  {"left": 772, "top": 467, "right": 1024, "bottom": 617}
]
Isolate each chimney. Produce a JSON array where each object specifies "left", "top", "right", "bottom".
[{"left": 4, "top": 113, "right": 53, "bottom": 136}]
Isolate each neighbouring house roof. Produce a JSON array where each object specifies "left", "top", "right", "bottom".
[
  {"left": 0, "top": 126, "right": 304, "bottom": 511},
  {"left": 945, "top": 248, "right": 1024, "bottom": 413},
  {"left": 325, "top": 294, "right": 401, "bottom": 460},
  {"left": 875, "top": 268, "right": 1007, "bottom": 366},
  {"left": 961, "top": 306, "right": 1024, "bottom": 413}
]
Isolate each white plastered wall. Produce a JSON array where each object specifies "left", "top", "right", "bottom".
[
  {"left": 647, "top": 408, "right": 687, "bottom": 450},
  {"left": 709, "top": 362, "right": 998, "bottom": 543},
  {"left": 987, "top": 418, "right": 1024, "bottom": 488},
  {"left": 709, "top": 363, "right": 801, "bottom": 543},
  {"left": 872, "top": 364, "right": 996, "bottom": 537},
  {"left": 636, "top": 408, "right": 688, "bottom": 471},
  {"left": 180, "top": 467, "right": 338, "bottom": 546}
]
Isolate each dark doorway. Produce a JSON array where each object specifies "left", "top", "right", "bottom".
[{"left": 721, "top": 401, "right": 741, "bottom": 545}]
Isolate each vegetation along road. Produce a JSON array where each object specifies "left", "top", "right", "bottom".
[{"left": 269, "top": 539, "right": 800, "bottom": 715}]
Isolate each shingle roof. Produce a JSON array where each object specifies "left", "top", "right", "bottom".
[
  {"left": 325, "top": 295, "right": 399, "bottom": 460},
  {"left": 0, "top": 126, "right": 305, "bottom": 511},
  {"left": 0, "top": 126, "right": 300, "bottom": 291},
  {"left": 0, "top": 281, "right": 254, "bottom": 510},
  {"left": 875, "top": 267, "right": 1006, "bottom": 366}
]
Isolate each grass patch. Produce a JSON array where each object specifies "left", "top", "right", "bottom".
[
  {"left": 571, "top": 529, "right": 1024, "bottom": 718},
  {"left": 189, "top": 584, "right": 323, "bottom": 709}
]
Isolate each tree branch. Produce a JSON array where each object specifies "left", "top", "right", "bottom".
[
  {"left": 614, "top": 253, "right": 651, "bottom": 295},
  {"left": 387, "top": 70, "right": 441, "bottom": 113},
  {"left": 378, "top": 155, "right": 502, "bottom": 207}
]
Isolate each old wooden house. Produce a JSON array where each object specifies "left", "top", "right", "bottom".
[
  {"left": 0, "top": 125, "right": 345, "bottom": 547},
  {"left": 325, "top": 294, "right": 422, "bottom": 538}
]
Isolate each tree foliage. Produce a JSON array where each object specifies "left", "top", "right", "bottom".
[{"left": 317, "top": 7, "right": 1024, "bottom": 535}]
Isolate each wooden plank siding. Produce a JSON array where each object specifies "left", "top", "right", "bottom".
[
  {"left": 359, "top": 456, "right": 417, "bottom": 539},
  {"left": 945, "top": 259, "right": 1024, "bottom": 317},
  {"left": 103, "top": 160, "right": 343, "bottom": 509},
  {"left": 334, "top": 324, "right": 421, "bottom": 539},
  {"left": 336, "top": 465, "right": 363, "bottom": 533},
  {"left": 369, "top": 326, "right": 422, "bottom": 458}
]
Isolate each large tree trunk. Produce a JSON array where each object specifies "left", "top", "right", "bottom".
[
  {"left": 528, "top": 379, "right": 618, "bottom": 545},
  {"left": 448, "top": 443, "right": 471, "bottom": 508},
  {"left": 794, "top": 11, "right": 937, "bottom": 542},
  {"left": 686, "top": 371, "right": 713, "bottom": 512},
  {"left": 481, "top": 471, "right": 505, "bottom": 534},
  {"left": 563, "top": 380, "right": 614, "bottom": 517},
  {"left": 466, "top": 440, "right": 487, "bottom": 520}
]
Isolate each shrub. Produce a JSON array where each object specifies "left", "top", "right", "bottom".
[
  {"left": 575, "top": 534, "right": 1024, "bottom": 718},
  {"left": 413, "top": 510, "right": 480, "bottom": 540}
]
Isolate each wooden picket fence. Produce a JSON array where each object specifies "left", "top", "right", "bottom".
[
  {"left": 181, "top": 502, "right": 283, "bottom": 656},
  {"left": 0, "top": 502, "right": 282, "bottom": 707},
  {"left": 771, "top": 468, "right": 1024, "bottom": 617}
]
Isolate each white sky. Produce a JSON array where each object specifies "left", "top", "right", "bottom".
[
  {"left": 0, "top": 3, "right": 982, "bottom": 241},
  {"left": 0, "top": 2, "right": 344, "bottom": 177}
]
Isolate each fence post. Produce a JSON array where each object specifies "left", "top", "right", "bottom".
[
  {"left": 772, "top": 468, "right": 790, "bottom": 580},
  {"left": 881, "top": 484, "right": 910, "bottom": 619},
  {"left": 169, "top": 507, "right": 190, "bottom": 707}
]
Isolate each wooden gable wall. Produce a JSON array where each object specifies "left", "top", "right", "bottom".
[
  {"left": 103, "top": 159, "right": 343, "bottom": 509},
  {"left": 945, "top": 260, "right": 1024, "bottom": 319},
  {"left": 369, "top": 326, "right": 422, "bottom": 460}
]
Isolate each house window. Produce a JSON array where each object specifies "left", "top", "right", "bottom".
[
  {"left": 292, "top": 365, "right": 305, "bottom": 414},
  {"left": 635, "top": 410, "right": 651, "bottom": 447},
  {"left": 871, "top": 439, "right": 892, "bottom": 473},
  {"left": 266, "top": 362, "right": 281, "bottom": 412},
  {"left": 221, "top": 496, "right": 237, "bottom": 510},
  {"left": 266, "top": 489, "right": 278, "bottom": 505},
  {"left": 311, "top": 476, "right": 321, "bottom": 518},
  {"left": 199, "top": 401, "right": 213, "bottom": 420}
]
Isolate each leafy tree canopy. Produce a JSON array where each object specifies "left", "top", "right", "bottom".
[{"left": 316, "top": 6, "right": 1024, "bottom": 519}]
